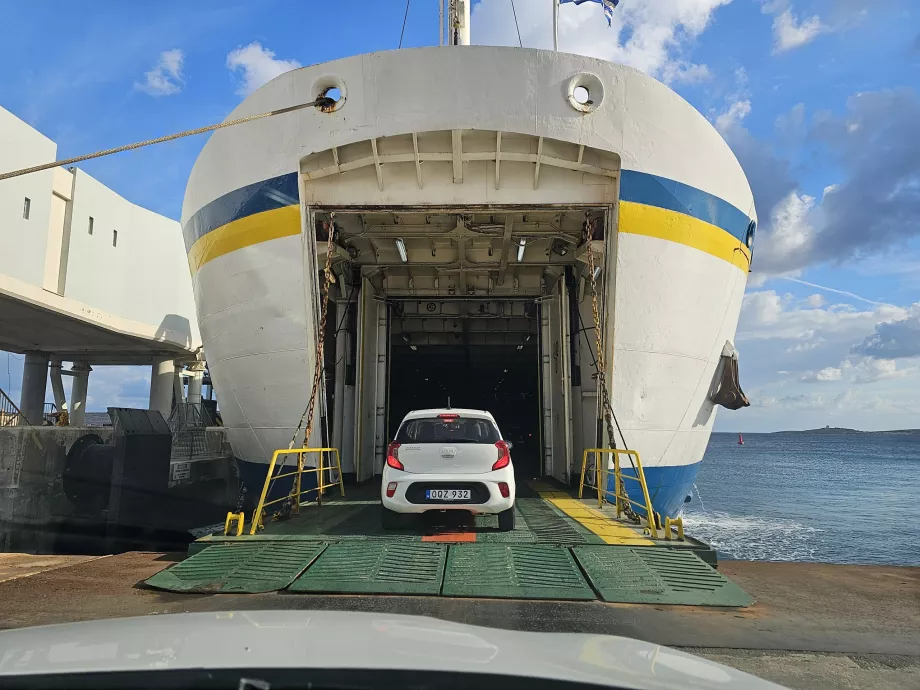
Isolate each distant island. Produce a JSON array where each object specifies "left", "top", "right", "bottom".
[{"left": 715, "top": 426, "right": 920, "bottom": 435}]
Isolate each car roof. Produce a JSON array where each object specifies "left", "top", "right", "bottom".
[{"left": 402, "top": 408, "right": 496, "bottom": 421}]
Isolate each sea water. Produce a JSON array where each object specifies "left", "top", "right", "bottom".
[{"left": 682, "top": 431, "right": 920, "bottom": 565}]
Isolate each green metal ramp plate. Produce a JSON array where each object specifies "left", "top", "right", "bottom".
[
  {"left": 289, "top": 541, "right": 447, "bottom": 595},
  {"left": 573, "top": 545, "right": 754, "bottom": 606},
  {"left": 442, "top": 544, "right": 595, "bottom": 600},
  {"left": 514, "top": 499, "right": 598, "bottom": 544},
  {"left": 145, "top": 542, "right": 327, "bottom": 593}
]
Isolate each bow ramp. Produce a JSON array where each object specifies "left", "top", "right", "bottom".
[{"left": 147, "top": 482, "right": 752, "bottom": 607}]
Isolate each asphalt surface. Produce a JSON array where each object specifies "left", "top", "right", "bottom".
[{"left": 0, "top": 553, "right": 916, "bottom": 690}]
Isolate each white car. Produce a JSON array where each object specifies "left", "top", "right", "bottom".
[{"left": 381, "top": 408, "right": 517, "bottom": 531}]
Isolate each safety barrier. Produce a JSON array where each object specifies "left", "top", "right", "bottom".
[
  {"left": 578, "top": 448, "right": 661, "bottom": 539},
  {"left": 250, "top": 447, "right": 344, "bottom": 534}
]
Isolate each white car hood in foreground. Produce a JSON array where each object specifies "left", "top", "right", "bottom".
[{"left": 0, "top": 610, "right": 783, "bottom": 690}]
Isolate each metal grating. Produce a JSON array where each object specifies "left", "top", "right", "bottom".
[
  {"left": 515, "top": 498, "right": 593, "bottom": 544},
  {"left": 573, "top": 545, "right": 754, "bottom": 606},
  {"left": 442, "top": 544, "right": 595, "bottom": 600},
  {"left": 289, "top": 541, "right": 447, "bottom": 595},
  {"left": 145, "top": 542, "right": 327, "bottom": 593}
]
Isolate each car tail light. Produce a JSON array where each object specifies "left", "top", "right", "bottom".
[
  {"left": 498, "top": 482, "right": 510, "bottom": 498},
  {"left": 438, "top": 413, "right": 459, "bottom": 422},
  {"left": 493, "top": 440, "right": 511, "bottom": 470},
  {"left": 386, "top": 482, "right": 398, "bottom": 498},
  {"left": 386, "top": 442, "right": 404, "bottom": 470}
]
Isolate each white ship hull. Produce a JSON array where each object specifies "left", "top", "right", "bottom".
[{"left": 181, "top": 48, "right": 755, "bottom": 517}]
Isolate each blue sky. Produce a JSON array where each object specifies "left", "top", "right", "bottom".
[{"left": 2, "top": 0, "right": 919, "bottom": 431}]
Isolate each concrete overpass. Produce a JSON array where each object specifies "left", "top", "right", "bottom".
[{"left": 1, "top": 105, "right": 201, "bottom": 426}]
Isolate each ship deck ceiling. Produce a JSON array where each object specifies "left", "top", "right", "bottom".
[
  {"left": 319, "top": 208, "right": 605, "bottom": 300},
  {"left": 303, "top": 129, "right": 617, "bottom": 300}
]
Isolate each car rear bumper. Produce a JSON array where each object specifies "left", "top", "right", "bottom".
[{"left": 381, "top": 469, "right": 515, "bottom": 514}]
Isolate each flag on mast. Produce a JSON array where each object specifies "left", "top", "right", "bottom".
[{"left": 559, "top": 0, "right": 620, "bottom": 27}]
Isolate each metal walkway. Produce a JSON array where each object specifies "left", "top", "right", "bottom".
[{"left": 146, "top": 486, "right": 752, "bottom": 606}]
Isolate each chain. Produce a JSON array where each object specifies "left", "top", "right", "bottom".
[
  {"left": 261, "top": 216, "right": 338, "bottom": 522},
  {"left": 584, "top": 216, "right": 640, "bottom": 524}
]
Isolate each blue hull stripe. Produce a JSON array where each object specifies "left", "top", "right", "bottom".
[
  {"left": 606, "top": 461, "right": 701, "bottom": 519},
  {"left": 619, "top": 171, "right": 752, "bottom": 244},
  {"left": 183, "top": 172, "right": 299, "bottom": 253},
  {"left": 183, "top": 170, "right": 754, "bottom": 254}
]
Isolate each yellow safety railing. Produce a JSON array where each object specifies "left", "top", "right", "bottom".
[
  {"left": 578, "top": 448, "right": 661, "bottom": 539},
  {"left": 250, "top": 447, "right": 344, "bottom": 534}
]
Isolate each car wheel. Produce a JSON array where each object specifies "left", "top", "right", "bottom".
[
  {"left": 498, "top": 506, "right": 515, "bottom": 532},
  {"left": 382, "top": 506, "right": 402, "bottom": 530}
]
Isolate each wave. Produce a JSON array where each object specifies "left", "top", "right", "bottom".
[{"left": 680, "top": 510, "right": 823, "bottom": 562}]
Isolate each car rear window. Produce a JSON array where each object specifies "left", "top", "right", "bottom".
[{"left": 396, "top": 416, "right": 500, "bottom": 444}]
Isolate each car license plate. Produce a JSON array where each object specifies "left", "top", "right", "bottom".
[{"left": 426, "top": 489, "right": 470, "bottom": 501}]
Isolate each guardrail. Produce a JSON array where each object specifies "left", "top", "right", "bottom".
[
  {"left": 578, "top": 447, "right": 662, "bottom": 539},
  {"left": 0, "top": 387, "right": 25, "bottom": 427},
  {"left": 248, "top": 447, "right": 344, "bottom": 534}
]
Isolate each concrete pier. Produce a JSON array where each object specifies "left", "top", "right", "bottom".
[
  {"left": 0, "top": 554, "right": 914, "bottom": 690},
  {"left": 149, "top": 358, "right": 175, "bottom": 419},
  {"left": 69, "top": 363, "right": 90, "bottom": 426},
  {"left": 186, "top": 362, "right": 204, "bottom": 405},
  {"left": 18, "top": 352, "right": 49, "bottom": 426}
]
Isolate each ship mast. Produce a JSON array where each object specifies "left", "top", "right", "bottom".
[{"left": 447, "top": 0, "right": 470, "bottom": 45}]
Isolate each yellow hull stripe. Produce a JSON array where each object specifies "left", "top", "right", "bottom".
[
  {"left": 619, "top": 200, "right": 751, "bottom": 272},
  {"left": 188, "top": 200, "right": 750, "bottom": 274},
  {"left": 187, "top": 204, "right": 301, "bottom": 274}
]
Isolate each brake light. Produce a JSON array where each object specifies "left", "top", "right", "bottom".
[
  {"left": 386, "top": 482, "right": 398, "bottom": 498},
  {"left": 386, "top": 442, "right": 404, "bottom": 470},
  {"left": 438, "top": 413, "right": 460, "bottom": 422},
  {"left": 493, "top": 440, "right": 511, "bottom": 470},
  {"left": 498, "top": 482, "right": 510, "bottom": 498}
]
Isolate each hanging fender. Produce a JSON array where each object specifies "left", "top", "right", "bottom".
[{"left": 711, "top": 341, "right": 750, "bottom": 411}]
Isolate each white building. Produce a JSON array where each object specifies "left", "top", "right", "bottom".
[{"left": 0, "top": 105, "right": 201, "bottom": 425}]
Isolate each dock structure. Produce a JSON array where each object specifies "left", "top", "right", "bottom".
[
  {"left": 0, "top": 105, "right": 203, "bottom": 426},
  {"left": 0, "top": 545, "right": 917, "bottom": 690}
]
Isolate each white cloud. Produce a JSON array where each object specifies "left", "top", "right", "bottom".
[
  {"left": 767, "top": 191, "right": 817, "bottom": 262},
  {"left": 800, "top": 357, "right": 913, "bottom": 385},
  {"left": 135, "top": 49, "right": 185, "bottom": 96},
  {"left": 715, "top": 99, "right": 751, "bottom": 132},
  {"left": 722, "top": 90, "right": 920, "bottom": 276},
  {"left": 738, "top": 290, "right": 907, "bottom": 343},
  {"left": 472, "top": 0, "right": 730, "bottom": 84},
  {"left": 806, "top": 294, "right": 826, "bottom": 308},
  {"left": 771, "top": 8, "right": 826, "bottom": 52},
  {"left": 804, "top": 366, "right": 842, "bottom": 382},
  {"left": 852, "top": 303, "right": 920, "bottom": 359},
  {"left": 226, "top": 42, "right": 301, "bottom": 97}
]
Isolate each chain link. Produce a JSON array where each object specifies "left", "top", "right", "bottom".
[
  {"left": 584, "top": 216, "right": 640, "bottom": 524},
  {"left": 260, "top": 216, "right": 338, "bottom": 522}
]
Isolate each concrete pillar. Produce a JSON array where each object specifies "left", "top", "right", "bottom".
[
  {"left": 49, "top": 358, "right": 68, "bottom": 417},
  {"left": 70, "top": 363, "right": 91, "bottom": 426},
  {"left": 19, "top": 352, "right": 49, "bottom": 426},
  {"left": 187, "top": 362, "right": 205, "bottom": 404},
  {"left": 173, "top": 367, "right": 184, "bottom": 405},
  {"left": 149, "top": 358, "right": 175, "bottom": 419}
]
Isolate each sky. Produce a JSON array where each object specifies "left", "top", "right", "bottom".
[{"left": 1, "top": 0, "right": 918, "bottom": 432}]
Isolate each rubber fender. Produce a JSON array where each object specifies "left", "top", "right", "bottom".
[{"left": 711, "top": 354, "right": 750, "bottom": 410}]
